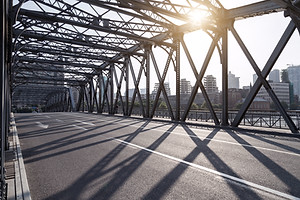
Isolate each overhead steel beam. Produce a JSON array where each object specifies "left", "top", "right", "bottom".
[
  {"left": 14, "top": 75, "right": 86, "bottom": 84},
  {"left": 227, "top": 0, "right": 286, "bottom": 20},
  {"left": 79, "top": 0, "right": 171, "bottom": 28},
  {"left": 17, "top": 9, "right": 173, "bottom": 47},
  {"left": 18, "top": 46, "right": 124, "bottom": 64},
  {"left": 16, "top": 64, "right": 98, "bottom": 76},
  {"left": 14, "top": 30, "right": 139, "bottom": 55},
  {"left": 15, "top": 57, "right": 107, "bottom": 70}
]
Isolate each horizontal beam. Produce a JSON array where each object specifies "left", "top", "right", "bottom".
[
  {"left": 227, "top": 0, "right": 286, "bottom": 20},
  {"left": 18, "top": 46, "right": 125, "bottom": 64},
  {"left": 16, "top": 64, "right": 99, "bottom": 76},
  {"left": 14, "top": 30, "right": 136, "bottom": 55},
  {"left": 15, "top": 57, "right": 108, "bottom": 70},
  {"left": 18, "top": 9, "right": 173, "bottom": 47}
]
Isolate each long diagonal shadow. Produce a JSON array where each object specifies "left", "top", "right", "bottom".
[
  {"left": 89, "top": 124, "right": 178, "bottom": 199},
  {"left": 24, "top": 121, "right": 169, "bottom": 164},
  {"left": 226, "top": 130, "right": 300, "bottom": 197},
  {"left": 23, "top": 120, "right": 170, "bottom": 165},
  {"left": 22, "top": 119, "right": 142, "bottom": 158},
  {"left": 46, "top": 121, "right": 151, "bottom": 200},
  {"left": 143, "top": 126, "right": 262, "bottom": 199},
  {"left": 243, "top": 133, "right": 300, "bottom": 154}
]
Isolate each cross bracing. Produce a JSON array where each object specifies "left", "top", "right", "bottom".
[
  {"left": 1, "top": 0, "right": 300, "bottom": 196},
  {"left": 8, "top": 0, "right": 300, "bottom": 132}
]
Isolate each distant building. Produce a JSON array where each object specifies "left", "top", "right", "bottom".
[
  {"left": 128, "top": 88, "right": 146, "bottom": 99},
  {"left": 257, "top": 82, "right": 290, "bottom": 106},
  {"left": 204, "top": 75, "right": 219, "bottom": 104},
  {"left": 204, "top": 75, "right": 218, "bottom": 93},
  {"left": 253, "top": 74, "right": 258, "bottom": 84},
  {"left": 243, "top": 85, "right": 251, "bottom": 90},
  {"left": 269, "top": 69, "right": 280, "bottom": 82},
  {"left": 287, "top": 65, "right": 300, "bottom": 100},
  {"left": 180, "top": 78, "right": 191, "bottom": 94},
  {"left": 228, "top": 71, "right": 239, "bottom": 89},
  {"left": 219, "top": 88, "right": 242, "bottom": 109},
  {"left": 249, "top": 97, "right": 270, "bottom": 110},
  {"left": 151, "top": 82, "right": 171, "bottom": 99}
]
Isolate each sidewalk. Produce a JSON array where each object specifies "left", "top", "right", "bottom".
[{"left": 5, "top": 114, "right": 31, "bottom": 200}]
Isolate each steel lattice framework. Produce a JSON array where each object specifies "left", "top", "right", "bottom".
[{"left": 1, "top": 0, "right": 300, "bottom": 197}]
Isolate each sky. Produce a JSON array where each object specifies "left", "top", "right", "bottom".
[
  {"left": 18, "top": 0, "right": 300, "bottom": 95},
  {"left": 149, "top": 1, "right": 300, "bottom": 95}
]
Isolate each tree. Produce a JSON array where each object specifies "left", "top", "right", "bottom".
[
  {"left": 270, "top": 101, "right": 289, "bottom": 111},
  {"left": 159, "top": 101, "right": 167, "bottom": 109},
  {"left": 281, "top": 69, "right": 289, "bottom": 83},
  {"left": 191, "top": 103, "right": 199, "bottom": 110}
]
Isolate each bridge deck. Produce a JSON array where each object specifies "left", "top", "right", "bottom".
[{"left": 14, "top": 112, "right": 300, "bottom": 200}]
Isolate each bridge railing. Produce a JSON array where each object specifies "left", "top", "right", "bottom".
[{"left": 128, "top": 109, "right": 300, "bottom": 130}]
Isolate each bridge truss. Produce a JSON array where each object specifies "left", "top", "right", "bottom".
[{"left": 1, "top": 0, "right": 300, "bottom": 197}]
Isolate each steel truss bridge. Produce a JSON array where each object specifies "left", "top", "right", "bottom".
[{"left": 1, "top": 0, "right": 300, "bottom": 198}]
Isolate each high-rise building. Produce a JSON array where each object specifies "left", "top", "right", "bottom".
[
  {"left": 287, "top": 65, "right": 300, "bottom": 99},
  {"left": 128, "top": 88, "right": 146, "bottom": 99},
  {"left": 228, "top": 71, "right": 239, "bottom": 89},
  {"left": 151, "top": 82, "right": 171, "bottom": 99},
  {"left": 180, "top": 78, "right": 191, "bottom": 94},
  {"left": 257, "top": 82, "right": 290, "bottom": 106},
  {"left": 253, "top": 74, "right": 258, "bottom": 84},
  {"left": 204, "top": 75, "right": 218, "bottom": 93},
  {"left": 269, "top": 69, "right": 280, "bottom": 82}
]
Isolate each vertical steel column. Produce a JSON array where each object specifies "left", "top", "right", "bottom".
[
  {"left": 221, "top": 28, "right": 229, "bottom": 126},
  {"left": 110, "top": 64, "right": 114, "bottom": 114},
  {"left": 89, "top": 78, "right": 93, "bottom": 113},
  {"left": 175, "top": 36, "right": 181, "bottom": 121},
  {"left": 68, "top": 87, "right": 76, "bottom": 112},
  {"left": 125, "top": 56, "right": 129, "bottom": 116},
  {"left": 0, "top": 0, "right": 6, "bottom": 195},
  {"left": 98, "top": 72, "right": 103, "bottom": 113},
  {"left": 76, "top": 85, "right": 83, "bottom": 111},
  {"left": 145, "top": 45, "right": 151, "bottom": 118}
]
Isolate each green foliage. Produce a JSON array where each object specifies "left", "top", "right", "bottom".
[
  {"left": 191, "top": 103, "right": 199, "bottom": 110},
  {"left": 159, "top": 101, "right": 167, "bottom": 109}
]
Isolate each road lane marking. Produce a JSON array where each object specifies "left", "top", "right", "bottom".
[
  {"left": 111, "top": 137, "right": 300, "bottom": 200},
  {"left": 170, "top": 132, "right": 300, "bottom": 157},
  {"left": 55, "top": 119, "right": 64, "bottom": 123},
  {"left": 70, "top": 125, "right": 88, "bottom": 131},
  {"left": 75, "top": 120, "right": 95, "bottom": 126},
  {"left": 58, "top": 114, "right": 300, "bottom": 157},
  {"left": 35, "top": 122, "right": 48, "bottom": 129},
  {"left": 102, "top": 119, "right": 300, "bottom": 157}
]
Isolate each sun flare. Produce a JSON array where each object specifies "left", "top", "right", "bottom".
[{"left": 188, "top": 9, "right": 208, "bottom": 25}]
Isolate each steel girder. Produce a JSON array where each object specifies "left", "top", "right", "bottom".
[
  {"left": 1, "top": 0, "right": 9, "bottom": 197},
  {"left": 7, "top": 0, "right": 300, "bottom": 135}
]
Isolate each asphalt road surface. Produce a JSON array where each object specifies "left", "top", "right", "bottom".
[{"left": 14, "top": 112, "right": 300, "bottom": 200}]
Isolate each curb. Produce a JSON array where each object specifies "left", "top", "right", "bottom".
[{"left": 10, "top": 114, "right": 32, "bottom": 200}]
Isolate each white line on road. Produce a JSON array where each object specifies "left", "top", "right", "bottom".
[
  {"left": 59, "top": 114, "right": 300, "bottom": 157},
  {"left": 99, "top": 118, "right": 300, "bottom": 157},
  {"left": 171, "top": 132, "right": 300, "bottom": 157},
  {"left": 75, "top": 120, "right": 95, "bottom": 126},
  {"left": 111, "top": 137, "right": 300, "bottom": 200},
  {"left": 70, "top": 125, "right": 88, "bottom": 131},
  {"left": 35, "top": 122, "right": 48, "bottom": 129},
  {"left": 55, "top": 119, "right": 64, "bottom": 123}
]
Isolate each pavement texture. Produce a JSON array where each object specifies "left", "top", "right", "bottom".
[{"left": 14, "top": 112, "right": 300, "bottom": 200}]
